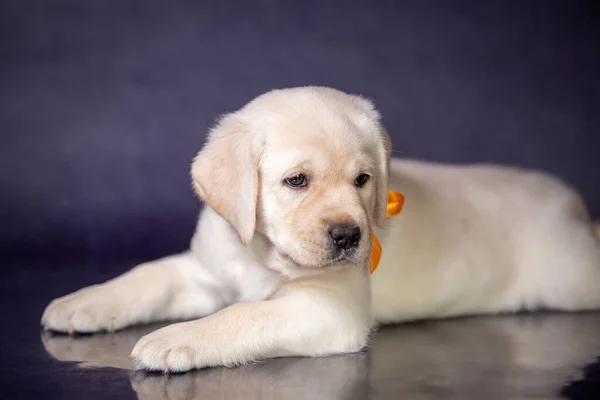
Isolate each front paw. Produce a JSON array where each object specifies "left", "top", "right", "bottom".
[
  {"left": 131, "top": 322, "right": 211, "bottom": 373},
  {"left": 41, "top": 285, "right": 125, "bottom": 334}
]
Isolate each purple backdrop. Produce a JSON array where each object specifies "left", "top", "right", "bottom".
[{"left": 1, "top": 0, "right": 599, "bottom": 267}]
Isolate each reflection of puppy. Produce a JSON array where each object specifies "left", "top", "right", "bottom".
[
  {"left": 41, "top": 324, "right": 370, "bottom": 400},
  {"left": 42, "top": 324, "right": 164, "bottom": 370},
  {"left": 41, "top": 87, "right": 600, "bottom": 372},
  {"left": 370, "top": 314, "right": 600, "bottom": 399},
  {"left": 132, "top": 355, "right": 370, "bottom": 400},
  {"left": 41, "top": 313, "right": 600, "bottom": 399}
]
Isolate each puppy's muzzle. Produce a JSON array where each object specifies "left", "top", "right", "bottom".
[{"left": 328, "top": 223, "right": 361, "bottom": 251}]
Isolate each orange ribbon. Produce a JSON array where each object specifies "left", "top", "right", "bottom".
[{"left": 370, "top": 191, "right": 405, "bottom": 274}]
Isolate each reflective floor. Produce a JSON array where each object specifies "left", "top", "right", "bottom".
[{"left": 2, "top": 267, "right": 600, "bottom": 399}]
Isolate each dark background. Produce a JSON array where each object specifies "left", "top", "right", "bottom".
[{"left": 2, "top": 0, "right": 599, "bottom": 268}]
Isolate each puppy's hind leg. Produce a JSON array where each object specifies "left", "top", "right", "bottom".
[
  {"left": 594, "top": 221, "right": 600, "bottom": 238},
  {"left": 41, "top": 252, "right": 225, "bottom": 334},
  {"left": 538, "top": 218, "right": 600, "bottom": 313}
]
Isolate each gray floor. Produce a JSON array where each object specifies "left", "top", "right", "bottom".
[
  {"left": 1, "top": 265, "right": 598, "bottom": 399},
  {"left": 41, "top": 311, "right": 600, "bottom": 399}
]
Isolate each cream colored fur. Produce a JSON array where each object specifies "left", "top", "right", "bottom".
[{"left": 41, "top": 87, "right": 600, "bottom": 372}]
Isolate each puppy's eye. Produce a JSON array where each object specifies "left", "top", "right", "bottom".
[
  {"left": 354, "top": 173, "right": 370, "bottom": 187},
  {"left": 285, "top": 174, "right": 308, "bottom": 188}
]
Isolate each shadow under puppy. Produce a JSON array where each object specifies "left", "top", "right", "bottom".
[{"left": 41, "top": 87, "right": 600, "bottom": 372}]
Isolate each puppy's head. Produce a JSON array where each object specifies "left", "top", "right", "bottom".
[{"left": 191, "top": 87, "right": 391, "bottom": 274}]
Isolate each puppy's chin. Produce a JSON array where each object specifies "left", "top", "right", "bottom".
[
  {"left": 275, "top": 248, "right": 362, "bottom": 272},
  {"left": 254, "top": 231, "right": 367, "bottom": 277}
]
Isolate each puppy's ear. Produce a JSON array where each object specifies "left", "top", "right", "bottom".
[
  {"left": 191, "top": 114, "right": 259, "bottom": 245},
  {"left": 348, "top": 94, "right": 391, "bottom": 227},
  {"left": 374, "top": 126, "right": 392, "bottom": 227}
]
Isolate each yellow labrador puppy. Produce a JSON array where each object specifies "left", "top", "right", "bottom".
[{"left": 42, "top": 87, "right": 600, "bottom": 372}]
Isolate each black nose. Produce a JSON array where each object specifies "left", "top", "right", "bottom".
[{"left": 328, "top": 223, "right": 361, "bottom": 250}]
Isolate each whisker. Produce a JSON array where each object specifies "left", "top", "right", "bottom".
[{"left": 390, "top": 149, "right": 411, "bottom": 157}]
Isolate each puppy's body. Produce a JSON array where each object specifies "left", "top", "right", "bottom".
[
  {"left": 375, "top": 159, "right": 600, "bottom": 323},
  {"left": 42, "top": 87, "right": 600, "bottom": 372}
]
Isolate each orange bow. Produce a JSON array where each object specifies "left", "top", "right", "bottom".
[{"left": 370, "top": 191, "right": 405, "bottom": 274}]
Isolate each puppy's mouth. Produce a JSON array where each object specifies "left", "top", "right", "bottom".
[
  {"left": 328, "top": 248, "right": 359, "bottom": 265},
  {"left": 277, "top": 248, "right": 359, "bottom": 270}
]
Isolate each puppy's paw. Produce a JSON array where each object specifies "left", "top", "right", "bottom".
[
  {"left": 41, "top": 285, "right": 125, "bottom": 334},
  {"left": 131, "top": 322, "right": 217, "bottom": 373}
]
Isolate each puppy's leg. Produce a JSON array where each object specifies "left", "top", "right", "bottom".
[
  {"left": 528, "top": 215, "right": 600, "bottom": 312},
  {"left": 131, "top": 267, "right": 372, "bottom": 372},
  {"left": 551, "top": 220, "right": 600, "bottom": 310},
  {"left": 42, "top": 252, "right": 224, "bottom": 333}
]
